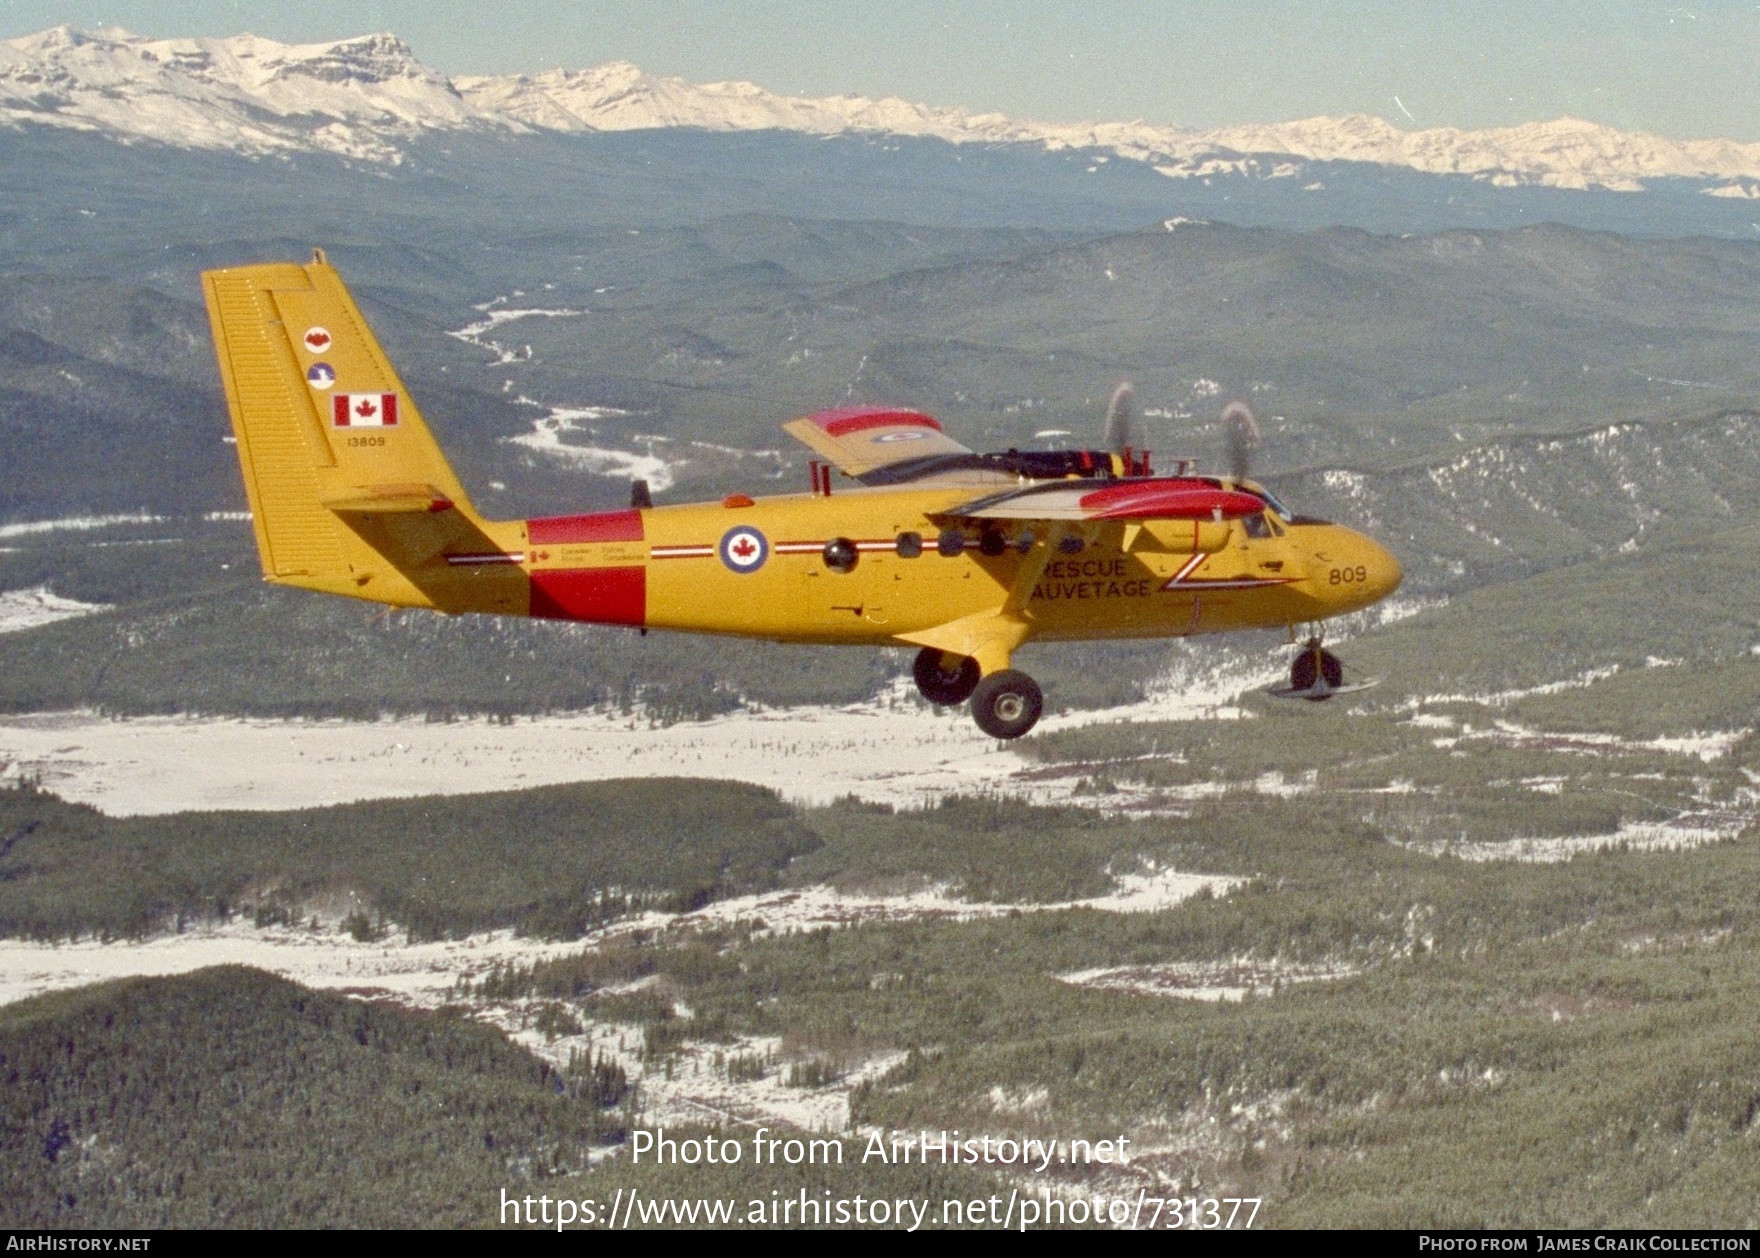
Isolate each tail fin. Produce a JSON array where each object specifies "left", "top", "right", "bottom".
[{"left": 203, "top": 252, "right": 522, "bottom": 613}]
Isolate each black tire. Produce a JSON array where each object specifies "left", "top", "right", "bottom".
[
  {"left": 970, "top": 669, "right": 1044, "bottom": 739},
  {"left": 913, "top": 648, "right": 981, "bottom": 705},
  {"left": 1290, "top": 647, "right": 1344, "bottom": 699}
]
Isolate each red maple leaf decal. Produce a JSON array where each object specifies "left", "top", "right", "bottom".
[
  {"left": 355, "top": 398, "right": 377, "bottom": 418},
  {"left": 732, "top": 538, "right": 756, "bottom": 559}
]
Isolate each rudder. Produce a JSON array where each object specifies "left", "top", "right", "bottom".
[{"left": 204, "top": 261, "right": 346, "bottom": 580}]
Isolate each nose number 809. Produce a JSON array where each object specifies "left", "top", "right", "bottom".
[{"left": 1328, "top": 565, "right": 1370, "bottom": 585}]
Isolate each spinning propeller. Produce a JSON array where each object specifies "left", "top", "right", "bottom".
[
  {"left": 1102, "top": 382, "right": 1136, "bottom": 455},
  {"left": 1096, "top": 383, "right": 1260, "bottom": 484},
  {"left": 1220, "top": 399, "right": 1259, "bottom": 482}
]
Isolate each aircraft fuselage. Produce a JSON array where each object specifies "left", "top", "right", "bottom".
[{"left": 300, "top": 484, "right": 1403, "bottom": 646}]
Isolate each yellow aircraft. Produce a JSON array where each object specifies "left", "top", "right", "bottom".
[{"left": 202, "top": 252, "right": 1402, "bottom": 739}]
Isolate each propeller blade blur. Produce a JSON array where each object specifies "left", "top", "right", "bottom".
[
  {"left": 1104, "top": 382, "right": 1135, "bottom": 455},
  {"left": 1221, "top": 400, "right": 1259, "bottom": 481}
]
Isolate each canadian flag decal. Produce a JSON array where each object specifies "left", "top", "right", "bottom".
[{"left": 332, "top": 393, "right": 399, "bottom": 428}]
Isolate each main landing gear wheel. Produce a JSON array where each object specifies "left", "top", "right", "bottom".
[
  {"left": 913, "top": 648, "right": 981, "bottom": 705},
  {"left": 1290, "top": 638, "right": 1344, "bottom": 701},
  {"left": 970, "top": 669, "right": 1044, "bottom": 739}
]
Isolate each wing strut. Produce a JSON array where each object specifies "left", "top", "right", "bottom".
[{"left": 894, "top": 524, "right": 1072, "bottom": 675}]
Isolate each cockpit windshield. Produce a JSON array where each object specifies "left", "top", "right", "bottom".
[{"left": 1255, "top": 487, "right": 1295, "bottom": 522}]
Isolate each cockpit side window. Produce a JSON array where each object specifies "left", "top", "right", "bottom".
[{"left": 1241, "top": 513, "right": 1273, "bottom": 539}]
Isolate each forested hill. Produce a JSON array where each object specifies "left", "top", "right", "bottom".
[{"left": 0, "top": 966, "right": 618, "bottom": 1227}]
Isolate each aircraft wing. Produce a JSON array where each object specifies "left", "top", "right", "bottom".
[
  {"left": 936, "top": 478, "right": 1265, "bottom": 523},
  {"left": 782, "top": 406, "right": 973, "bottom": 477}
]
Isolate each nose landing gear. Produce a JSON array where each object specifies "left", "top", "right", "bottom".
[
  {"left": 1290, "top": 637, "right": 1343, "bottom": 697},
  {"left": 1268, "top": 635, "right": 1377, "bottom": 702}
]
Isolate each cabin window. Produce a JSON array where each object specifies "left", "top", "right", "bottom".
[
  {"left": 1241, "top": 513, "right": 1273, "bottom": 539},
  {"left": 896, "top": 531, "right": 923, "bottom": 558},
  {"left": 937, "top": 528, "right": 965, "bottom": 557},
  {"left": 823, "top": 538, "right": 859, "bottom": 572},
  {"left": 1059, "top": 535, "right": 1085, "bottom": 555}
]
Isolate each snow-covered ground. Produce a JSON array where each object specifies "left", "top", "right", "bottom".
[
  {"left": 1401, "top": 808, "right": 1753, "bottom": 864},
  {"left": 0, "top": 586, "right": 109, "bottom": 634},
  {"left": 0, "top": 864, "right": 1234, "bottom": 1129},
  {"left": 1478, "top": 721, "right": 1749, "bottom": 763},
  {"left": 500, "top": 866, "right": 1238, "bottom": 1131},
  {"left": 504, "top": 403, "right": 676, "bottom": 491},
  {"left": 446, "top": 302, "right": 582, "bottom": 365},
  {"left": 0, "top": 513, "right": 163, "bottom": 539},
  {"left": 0, "top": 703, "right": 1015, "bottom": 814},
  {"left": 0, "top": 668, "right": 1260, "bottom": 816},
  {"left": 1059, "top": 959, "right": 1360, "bottom": 1003},
  {"left": 498, "top": 394, "right": 786, "bottom": 492},
  {"left": 0, "top": 918, "right": 584, "bottom": 1009},
  {"left": 0, "top": 866, "right": 1233, "bottom": 1010},
  {"left": 661, "top": 866, "right": 1240, "bottom": 936},
  {"left": 1419, "top": 714, "right": 1749, "bottom": 763},
  {"left": 506, "top": 1014, "right": 905, "bottom": 1134},
  {"left": 1406, "top": 664, "right": 1625, "bottom": 710}
]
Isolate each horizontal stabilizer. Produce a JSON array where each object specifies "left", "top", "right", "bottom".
[{"left": 321, "top": 484, "right": 456, "bottom": 514}]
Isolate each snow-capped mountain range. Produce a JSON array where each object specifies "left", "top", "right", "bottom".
[
  {"left": 5, "top": 25, "right": 1759, "bottom": 196},
  {"left": 0, "top": 26, "right": 505, "bottom": 163}
]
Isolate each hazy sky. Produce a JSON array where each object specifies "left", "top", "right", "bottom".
[{"left": 2, "top": 1, "right": 1757, "bottom": 140}]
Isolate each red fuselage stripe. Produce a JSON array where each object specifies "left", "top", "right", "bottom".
[
  {"left": 528, "top": 510, "right": 645, "bottom": 544},
  {"left": 529, "top": 566, "right": 645, "bottom": 625}
]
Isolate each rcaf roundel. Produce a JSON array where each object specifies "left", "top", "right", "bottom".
[
  {"left": 332, "top": 393, "right": 399, "bottom": 428},
  {"left": 303, "top": 326, "right": 332, "bottom": 353},
  {"left": 719, "top": 526, "right": 768, "bottom": 573}
]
